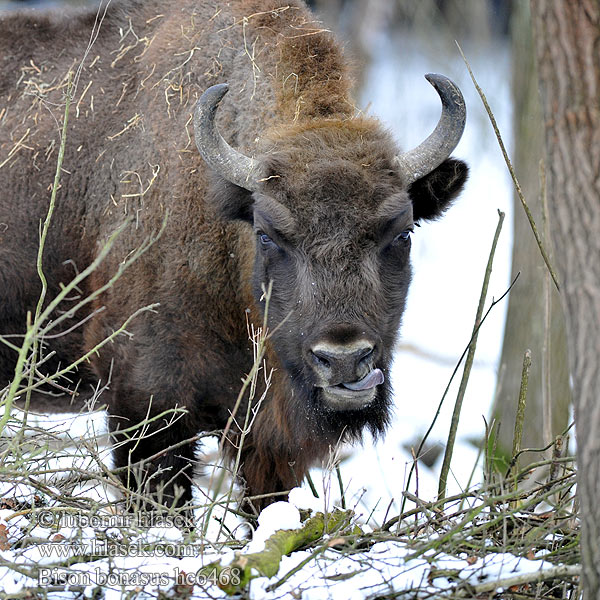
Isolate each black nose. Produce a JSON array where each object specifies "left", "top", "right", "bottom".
[{"left": 309, "top": 341, "right": 375, "bottom": 385}]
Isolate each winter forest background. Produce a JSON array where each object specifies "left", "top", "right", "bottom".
[{"left": 1, "top": 0, "right": 596, "bottom": 598}]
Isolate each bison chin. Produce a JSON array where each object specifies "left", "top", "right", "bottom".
[
  {"left": 312, "top": 375, "right": 393, "bottom": 440},
  {"left": 282, "top": 358, "right": 393, "bottom": 441}
]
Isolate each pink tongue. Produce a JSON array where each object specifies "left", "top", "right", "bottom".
[{"left": 341, "top": 368, "right": 384, "bottom": 391}]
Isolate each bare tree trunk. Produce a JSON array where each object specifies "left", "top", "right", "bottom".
[
  {"left": 491, "top": 2, "right": 571, "bottom": 473},
  {"left": 531, "top": 2, "right": 600, "bottom": 597}
]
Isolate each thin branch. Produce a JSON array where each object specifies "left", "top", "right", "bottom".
[
  {"left": 467, "top": 564, "right": 580, "bottom": 594},
  {"left": 400, "top": 270, "right": 518, "bottom": 516},
  {"left": 510, "top": 349, "right": 532, "bottom": 475},
  {"left": 457, "top": 41, "right": 560, "bottom": 291},
  {"left": 438, "top": 210, "right": 505, "bottom": 500}
]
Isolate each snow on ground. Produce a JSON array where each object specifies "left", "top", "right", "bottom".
[
  {"left": 248, "top": 539, "right": 553, "bottom": 600},
  {"left": 0, "top": 482, "right": 562, "bottom": 599}
]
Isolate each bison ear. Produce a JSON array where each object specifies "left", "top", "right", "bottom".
[
  {"left": 208, "top": 177, "right": 255, "bottom": 223},
  {"left": 408, "top": 158, "right": 468, "bottom": 222}
]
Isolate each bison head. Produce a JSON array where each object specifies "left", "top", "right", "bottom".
[{"left": 194, "top": 77, "right": 467, "bottom": 439}]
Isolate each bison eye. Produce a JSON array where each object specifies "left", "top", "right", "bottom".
[
  {"left": 392, "top": 230, "right": 413, "bottom": 245},
  {"left": 258, "top": 231, "right": 280, "bottom": 251}
]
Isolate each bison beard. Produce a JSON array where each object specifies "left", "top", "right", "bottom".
[{"left": 0, "top": 0, "right": 468, "bottom": 515}]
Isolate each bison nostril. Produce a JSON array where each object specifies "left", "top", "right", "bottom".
[
  {"left": 311, "top": 349, "right": 331, "bottom": 369},
  {"left": 358, "top": 347, "right": 374, "bottom": 363}
]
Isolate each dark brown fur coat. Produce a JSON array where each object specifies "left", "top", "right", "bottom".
[{"left": 0, "top": 0, "right": 467, "bottom": 511}]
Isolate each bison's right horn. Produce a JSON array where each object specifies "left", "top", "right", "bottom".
[
  {"left": 394, "top": 74, "right": 466, "bottom": 185},
  {"left": 194, "top": 84, "right": 260, "bottom": 191}
]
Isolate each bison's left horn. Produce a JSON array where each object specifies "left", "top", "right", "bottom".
[
  {"left": 394, "top": 74, "right": 466, "bottom": 185},
  {"left": 194, "top": 83, "right": 260, "bottom": 191}
]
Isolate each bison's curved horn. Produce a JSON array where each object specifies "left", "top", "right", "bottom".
[
  {"left": 395, "top": 74, "right": 466, "bottom": 185},
  {"left": 194, "top": 83, "right": 260, "bottom": 191}
]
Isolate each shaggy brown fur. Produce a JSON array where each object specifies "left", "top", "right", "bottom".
[{"left": 0, "top": 0, "right": 467, "bottom": 512}]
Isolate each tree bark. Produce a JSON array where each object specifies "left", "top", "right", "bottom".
[
  {"left": 531, "top": 2, "right": 600, "bottom": 597},
  {"left": 492, "top": 1, "right": 571, "bottom": 473}
]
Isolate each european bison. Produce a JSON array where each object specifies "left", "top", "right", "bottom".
[{"left": 0, "top": 0, "right": 468, "bottom": 513}]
